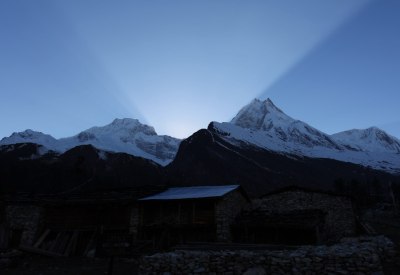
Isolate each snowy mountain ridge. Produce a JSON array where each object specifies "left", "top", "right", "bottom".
[
  {"left": 332, "top": 127, "right": 400, "bottom": 153},
  {"left": 231, "top": 98, "right": 341, "bottom": 149},
  {"left": 212, "top": 98, "right": 400, "bottom": 173},
  {"left": 1, "top": 99, "right": 399, "bottom": 172},
  {"left": 6, "top": 129, "right": 58, "bottom": 146},
  {"left": 0, "top": 118, "right": 181, "bottom": 166}
]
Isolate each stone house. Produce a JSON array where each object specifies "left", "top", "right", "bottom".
[
  {"left": 233, "top": 186, "right": 356, "bottom": 244},
  {"left": 1, "top": 184, "right": 357, "bottom": 253},
  {"left": 0, "top": 186, "right": 163, "bottom": 256},
  {"left": 138, "top": 185, "right": 250, "bottom": 247}
]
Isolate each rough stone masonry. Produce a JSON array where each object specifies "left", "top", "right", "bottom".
[{"left": 139, "top": 236, "right": 397, "bottom": 274}]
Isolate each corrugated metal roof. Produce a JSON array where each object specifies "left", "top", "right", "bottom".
[{"left": 139, "top": 185, "right": 240, "bottom": 201}]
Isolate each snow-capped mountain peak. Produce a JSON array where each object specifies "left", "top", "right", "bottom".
[
  {"left": 228, "top": 98, "right": 340, "bottom": 149},
  {"left": 109, "top": 118, "right": 157, "bottom": 135},
  {"left": 1, "top": 129, "right": 57, "bottom": 146},
  {"left": 332, "top": 127, "right": 400, "bottom": 154},
  {"left": 80, "top": 118, "right": 157, "bottom": 139},
  {"left": 0, "top": 119, "right": 181, "bottom": 166},
  {"left": 231, "top": 98, "right": 292, "bottom": 131},
  {"left": 212, "top": 98, "right": 400, "bottom": 173},
  {"left": 11, "top": 129, "right": 39, "bottom": 138}
]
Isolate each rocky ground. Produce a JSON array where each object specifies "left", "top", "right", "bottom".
[
  {"left": 0, "top": 253, "right": 139, "bottom": 275},
  {"left": 1, "top": 208, "right": 400, "bottom": 275},
  {"left": 140, "top": 236, "right": 396, "bottom": 274},
  {"left": 363, "top": 208, "right": 400, "bottom": 275}
]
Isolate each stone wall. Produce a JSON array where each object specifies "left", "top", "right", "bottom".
[
  {"left": 215, "top": 190, "right": 248, "bottom": 242},
  {"left": 6, "top": 204, "right": 44, "bottom": 246},
  {"left": 129, "top": 206, "right": 139, "bottom": 240},
  {"left": 140, "top": 236, "right": 397, "bottom": 274},
  {"left": 254, "top": 190, "right": 356, "bottom": 241}
]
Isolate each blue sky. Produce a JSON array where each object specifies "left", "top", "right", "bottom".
[{"left": 1, "top": 0, "right": 399, "bottom": 139}]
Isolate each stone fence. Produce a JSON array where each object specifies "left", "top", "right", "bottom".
[{"left": 139, "top": 236, "right": 396, "bottom": 274}]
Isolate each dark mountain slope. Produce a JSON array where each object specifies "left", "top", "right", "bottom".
[
  {"left": 1, "top": 135, "right": 398, "bottom": 199},
  {"left": 0, "top": 143, "right": 165, "bottom": 194},
  {"left": 166, "top": 125, "right": 399, "bottom": 197}
]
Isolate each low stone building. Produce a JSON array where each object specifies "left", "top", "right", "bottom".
[
  {"left": 138, "top": 185, "right": 250, "bottom": 247},
  {"left": 234, "top": 186, "right": 356, "bottom": 244},
  {"left": 1, "top": 184, "right": 358, "bottom": 255},
  {"left": 0, "top": 186, "right": 163, "bottom": 256}
]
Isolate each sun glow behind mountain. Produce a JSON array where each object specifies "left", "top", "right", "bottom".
[
  {"left": 103, "top": 1, "right": 372, "bottom": 138},
  {"left": 2, "top": 0, "right": 393, "bottom": 140}
]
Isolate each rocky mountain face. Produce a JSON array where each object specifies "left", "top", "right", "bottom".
[{"left": 166, "top": 127, "right": 398, "bottom": 197}]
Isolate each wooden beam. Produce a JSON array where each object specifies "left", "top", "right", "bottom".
[
  {"left": 34, "top": 229, "right": 51, "bottom": 248},
  {"left": 64, "top": 231, "right": 79, "bottom": 256},
  {"left": 19, "top": 245, "right": 65, "bottom": 257},
  {"left": 83, "top": 231, "right": 96, "bottom": 257},
  {"left": 49, "top": 231, "right": 62, "bottom": 252}
]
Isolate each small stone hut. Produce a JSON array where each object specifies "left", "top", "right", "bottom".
[
  {"left": 138, "top": 185, "right": 249, "bottom": 247},
  {"left": 233, "top": 186, "right": 356, "bottom": 245}
]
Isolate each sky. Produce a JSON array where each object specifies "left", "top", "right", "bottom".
[{"left": 0, "top": 0, "right": 399, "bottom": 139}]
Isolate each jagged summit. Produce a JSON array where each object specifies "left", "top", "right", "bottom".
[
  {"left": 231, "top": 98, "right": 291, "bottom": 131},
  {"left": 227, "top": 98, "right": 339, "bottom": 149}
]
